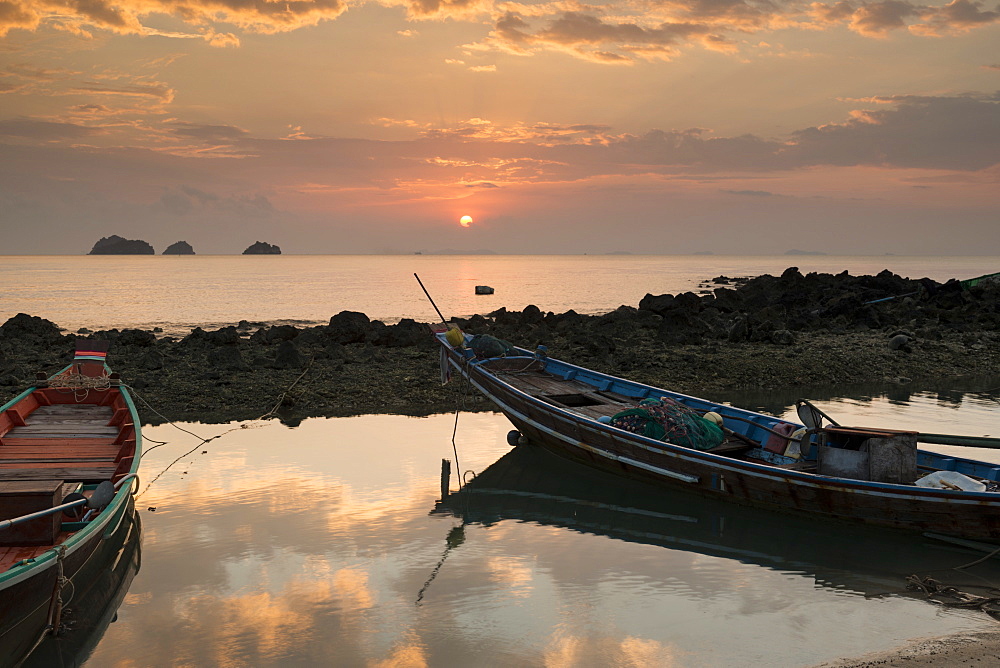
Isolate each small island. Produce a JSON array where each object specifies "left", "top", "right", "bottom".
[
  {"left": 163, "top": 241, "right": 195, "bottom": 255},
  {"left": 88, "top": 235, "right": 154, "bottom": 255},
  {"left": 243, "top": 241, "right": 281, "bottom": 255}
]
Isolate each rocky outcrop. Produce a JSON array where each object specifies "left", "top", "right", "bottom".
[
  {"left": 0, "top": 270, "right": 997, "bottom": 423},
  {"left": 163, "top": 241, "right": 195, "bottom": 255},
  {"left": 88, "top": 235, "right": 154, "bottom": 255},
  {"left": 243, "top": 241, "right": 281, "bottom": 255}
]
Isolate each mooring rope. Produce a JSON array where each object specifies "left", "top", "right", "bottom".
[{"left": 129, "top": 359, "right": 314, "bottom": 499}]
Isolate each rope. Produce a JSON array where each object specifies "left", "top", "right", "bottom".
[
  {"left": 906, "top": 575, "right": 1000, "bottom": 617},
  {"left": 130, "top": 359, "right": 314, "bottom": 499},
  {"left": 48, "top": 368, "right": 112, "bottom": 403}
]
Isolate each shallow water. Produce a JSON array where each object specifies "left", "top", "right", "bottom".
[
  {"left": 32, "top": 381, "right": 1000, "bottom": 668},
  {"left": 1, "top": 254, "right": 997, "bottom": 335}
]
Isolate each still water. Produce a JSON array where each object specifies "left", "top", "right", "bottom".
[
  {"left": 31, "top": 382, "right": 1000, "bottom": 668},
  {"left": 1, "top": 255, "right": 998, "bottom": 335}
]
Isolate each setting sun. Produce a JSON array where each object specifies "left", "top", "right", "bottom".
[{"left": 459, "top": 215, "right": 473, "bottom": 228}]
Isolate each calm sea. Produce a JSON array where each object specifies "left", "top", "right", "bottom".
[
  {"left": 1, "top": 254, "right": 997, "bottom": 334},
  {"left": 7, "top": 254, "right": 1000, "bottom": 667}
]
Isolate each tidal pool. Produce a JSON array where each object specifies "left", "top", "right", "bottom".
[{"left": 30, "top": 381, "right": 1000, "bottom": 667}]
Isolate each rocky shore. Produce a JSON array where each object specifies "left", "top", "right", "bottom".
[{"left": 0, "top": 268, "right": 997, "bottom": 424}]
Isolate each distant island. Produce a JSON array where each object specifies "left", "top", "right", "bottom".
[
  {"left": 692, "top": 251, "right": 715, "bottom": 255},
  {"left": 243, "top": 241, "right": 281, "bottom": 255},
  {"left": 785, "top": 249, "right": 827, "bottom": 256},
  {"left": 88, "top": 235, "right": 154, "bottom": 255},
  {"left": 163, "top": 241, "right": 195, "bottom": 255}
]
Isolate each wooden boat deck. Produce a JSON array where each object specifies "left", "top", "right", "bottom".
[
  {"left": 0, "top": 404, "right": 120, "bottom": 483},
  {"left": 490, "top": 364, "right": 759, "bottom": 458}
]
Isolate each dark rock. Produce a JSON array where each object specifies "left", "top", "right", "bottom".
[
  {"left": 889, "top": 334, "right": 912, "bottom": 352},
  {"left": 163, "top": 241, "right": 195, "bottom": 255},
  {"left": 1, "top": 313, "right": 65, "bottom": 344},
  {"left": 262, "top": 325, "right": 299, "bottom": 344},
  {"left": 328, "top": 311, "right": 370, "bottom": 344},
  {"left": 243, "top": 241, "right": 281, "bottom": 255},
  {"left": 89, "top": 235, "right": 154, "bottom": 255},
  {"left": 205, "top": 326, "right": 241, "bottom": 346},
  {"left": 521, "top": 305, "right": 544, "bottom": 325},
  {"left": 771, "top": 329, "right": 796, "bottom": 345},
  {"left": 728, "top": 318, "right": 749, "bottom": 343},
  {"left": 638, "top": 293, "right": 676, "bottom": 315},
  {"left": 376, "top": 319, "right": 429, "bottom": 347},
  {"left": 273, "top": 340, "right": 306, "bottom": 369},
  {"left": 118, "top": 329, "right": 156, "bottom": 347},
  {"left": 138, "top": 350, "right": 164, "bottom": 370},
  {"left": 207, "top": 346, "right": 249, "bottom": 372}
]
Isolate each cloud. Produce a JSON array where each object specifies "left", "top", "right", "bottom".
[
  {"left": 156, "top": 184, "right": 274, "bottom": 216},
  {"left": 723, "top": 189, "right": 777, "bottom": 196},
  {"left": 70, "top": 80, "right": 175, "bottom": 102},
  {"left": 810, "top": 0, "right": 1000, "bottom": 37},
  {"left": 0, "top": 0, "right": 348, "bottom": 40},
  {"left": 789, "top": 93, "right": 1000, "bottom": 170},
  {"left": 168, "top": 122, "right": 251, "bottom": 142},
  {"left": 0, "top": 117, "right": 104, "bottom": 140},
  {"left": 485, "top": 10, "right": 717, "bottom": 62}
]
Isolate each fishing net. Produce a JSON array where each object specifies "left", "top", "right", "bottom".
[
  {"left": 469, "top": 334, "right": 515, "bottom": 359},
  {"left": 610, "top": 397, "right": 725, "bottom": 450}
]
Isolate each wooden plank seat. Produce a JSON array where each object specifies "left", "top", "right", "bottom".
[
  {"left": 1, "top": 438, "right": 118, "bottom": 446},
  {"left": 0, "top": 467, "right": 116, "bottom": 483},
  {"left": 0, "top": 446, "right": 119, "bottom": 460}
]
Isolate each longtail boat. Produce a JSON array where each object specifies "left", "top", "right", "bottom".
[
  {"left": 0, "top": 341, "right": 141, "bottom": 665},
  {"left": 434, "top": 327, "right": 1000, "bottom": 543}
]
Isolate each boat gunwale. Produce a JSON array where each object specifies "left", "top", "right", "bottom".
[{"left": 441, "top": 336, "right": 1000, "bottom": 503}]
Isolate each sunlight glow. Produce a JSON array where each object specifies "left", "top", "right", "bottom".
[{"left": 459, "top": 215, "right": 473, "bottom": 227}]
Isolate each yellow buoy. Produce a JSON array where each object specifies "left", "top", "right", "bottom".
[
  {"left": 703, "top": 411, "right": 724, "bottom": 427},
  {"left": 445, "top": 326, "right": 464, "bottom": 347}
]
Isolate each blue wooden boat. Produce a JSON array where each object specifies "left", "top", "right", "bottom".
[
  {"left": 0, "top": 342, "right": 141, "bottom": 665},
  {"left": 435, "top": 328, "right": 1000, "bottom": 543}
]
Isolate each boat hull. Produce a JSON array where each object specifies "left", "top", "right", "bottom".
[
  {"left": 0, "top": 493, "right": 136, "bottom": 665},
  {"left": 445, "top": 345, "right": 1000, "bottom": 542}
]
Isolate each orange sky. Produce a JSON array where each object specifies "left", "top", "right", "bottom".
[{"left": 0, "top": 0, "right": 997, "bottom": 254}]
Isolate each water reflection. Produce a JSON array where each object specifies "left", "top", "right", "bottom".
[
  {"left": 716, "top": 375, "right": 1000, "bottom": 422},
  {"left": 81, "top": 412, "right": 997, "bottom": 668},
  {"left": 24, "top": 505, "right": 142, "bottom": 668},
  {"left": 435, "top": 444, "right": 1000, "bottom": 599}
]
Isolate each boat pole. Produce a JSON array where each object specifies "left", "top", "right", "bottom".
[{"left": 414, "top": 273, "right": 449, "bottom": 326}]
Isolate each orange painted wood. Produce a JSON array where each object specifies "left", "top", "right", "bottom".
[
  {"left": 0, "top": 461, "right": 114, "bottom": 469},
  {"left": 32, "top": 391, "right": 51, "bottom": 407},
  {"left": 1, "top": 438, "right": 117, "bottom": 446},
  {"left": 109, "top": 407, "right": 129, "bottom": 427},
  {"left": 0, "top": 446, "right": 119, "bottom": 458},
  {"left": 4, "top": 410, "right": 27, "bottom": 428},
  {"left": 114, "top": 425, "right": 134, "bottom": 445},
  {"left": 115, "top": 440, "right": 135, "bottom": 462}
]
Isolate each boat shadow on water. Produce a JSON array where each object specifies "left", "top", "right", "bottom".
[
  {"left": 434, "top": 443, "right": 1000, "bottom": 611},
  {"left": 20, "top": 504, "right": 141, "bottom": 668},
  {"left": 14, "top": 503, "right": 142, "bottom": 667}
]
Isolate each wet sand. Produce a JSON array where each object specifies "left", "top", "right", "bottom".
[{"left": 814, "top": 630, "right": 1000, "bottom": 667}]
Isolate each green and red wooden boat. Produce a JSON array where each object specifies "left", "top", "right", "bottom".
[
  {"left": 0, "top": 341, "right": 141, "bottom": 665},
  {"left": 434, "top": 326, "right": 1000, "bottom": 544}
]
